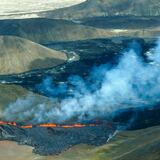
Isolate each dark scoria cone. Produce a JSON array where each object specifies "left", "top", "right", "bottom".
[{"left": 0, "top": 123, "right": 117, "bottom": 155}]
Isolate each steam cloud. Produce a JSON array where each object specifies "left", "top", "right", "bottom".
[{"left": 3, "top": 39, "right": 160, "bottom": 123}]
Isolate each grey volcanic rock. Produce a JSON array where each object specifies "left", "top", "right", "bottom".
[
  {"left": 41, "top": 0, "right": 160, "bottom": 19},
  {"left": 0, "top": 123, "right": 116, "bottom": 155},
  {"left": 0, "top": 36, "right": 67, "bottom": 75}
]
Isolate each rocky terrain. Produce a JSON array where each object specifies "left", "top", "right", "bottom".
[
  {"left": 0, "top": 122, "right": 116, "bottom": 155},
  {"left": 40, "top": 0, "right": 160, "bottom": 19},
  {"left": 0, "top": 38, "right": 155, "bottom": 88},
  {"left": 0, "top": 125, "right": 160, "bottom": 160},
  {"left": 0, "top": 0, "right": 159, "bottom": 159},
  {"left": 37, "top": 0, "right": 160, "bottom": 39},
  {"left": 0, "top": 18, "right": 158, "bottom": 46},
  {"left": 0, "top": 36, "right": 67, "bottom": 75}
]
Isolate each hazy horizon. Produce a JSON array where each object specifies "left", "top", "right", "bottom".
[{"left": 0, "top": 0, "right": 86, "bottom": 19}]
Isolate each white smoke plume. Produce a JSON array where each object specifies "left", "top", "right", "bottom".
[{"left": 3, "top": 39, "right": 160, "bottom": 123}]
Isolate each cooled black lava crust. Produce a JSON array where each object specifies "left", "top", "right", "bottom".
[{"left": 0, "top": 123, "right": 116, "bottom": 155}]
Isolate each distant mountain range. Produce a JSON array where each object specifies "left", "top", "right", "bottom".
[
  {"left": 0, "top": 18, "right": 158, "bottom": 45},
  {"left": 0, "top": 18, "right": 115, "bottom": 43},
  {"left": 40, "top": 0, "right": 160, "bottom": 19}
]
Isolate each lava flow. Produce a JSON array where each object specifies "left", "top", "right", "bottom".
[
  {"left": 0, "top": 120, "right": 116, "bottom": 155},
  {"left": 0, "top": 121, "right": 16, "bottom": 126},
  {"left": 0, "top": 121, "right": 97, "bottom": 129}
]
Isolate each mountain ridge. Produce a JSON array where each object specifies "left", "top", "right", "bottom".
[
  {"left": 0, "top": 36, "right": 67, "bottom": 75},
  {"left": 40, "top": 0, "right": 160, "bottom": 19}
]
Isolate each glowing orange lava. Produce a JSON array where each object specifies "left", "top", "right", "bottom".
[
  {"left": 21, "top": 125, "right": 33, "bottom": 129},
  {"left": 38, "top": 123, "right": 57, "bottom": 127},
  {"left": 0, "top": 121, "right": 97, "bottom": 129},
  {"left": 0, "top": 121, "right": 17, "bottom": 126}
]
